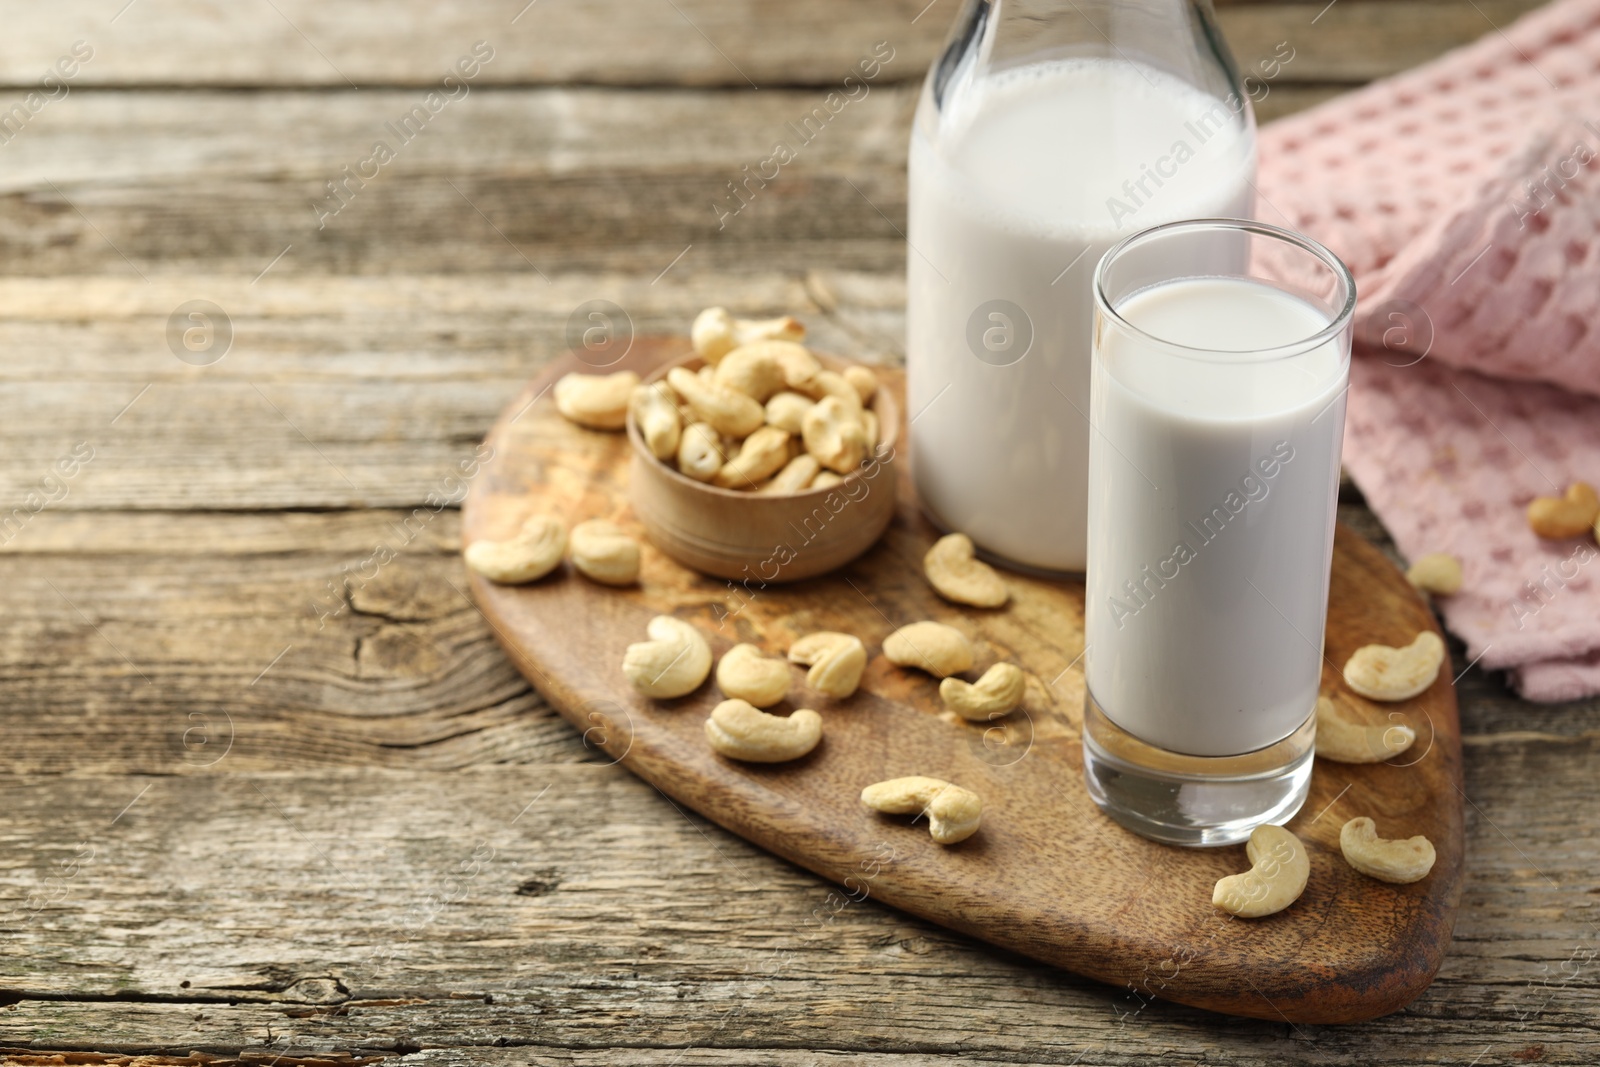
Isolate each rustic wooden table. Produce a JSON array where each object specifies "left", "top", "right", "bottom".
[{"left": 1, "top": 2, "right": 1594, "bottom": 1064}]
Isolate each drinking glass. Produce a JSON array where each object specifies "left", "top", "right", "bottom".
[{"left": 1081, "top": 218, "right": 1356, "bottom": 847}]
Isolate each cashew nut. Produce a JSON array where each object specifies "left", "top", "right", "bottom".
[
  {"left": 923, "top": 533, "right": 1008, "bottom": 608},
  {"left": 630, "top": 382, "right": 682, "bottom": 460},
  {"left": 746, "top": 340, "right": 821, "bottom": 391},
  {"left": 761, "top": 454, "right": 822, "bottom": 495},
  {"left": 568, "top": 519, "right": 640, "bottom": 586},
  {"left": 554, "top": 371, "right": 640, "bottom": 430},
  {"left": 794, "top": 634, "right": 866, "bottom": 698},
  {"left": 1314, "top": 695, "right": 1416, "bottom": 763},
  {"left": 715, "top": 643, "right": 791, "bottom": 707},
  {"left": 764, "top": 390, "right": 815, "bottom": 434},
  {"left": 691, "top": 308, "right": 807, "bottom": 365},
  {"left": 714, "top": 426, "right": 792, "bottom": 489},
  {"left": 667, "top": 366, "right": 766, "bottom": 438},
  {"left": 1343, "top": 631, "right": 1445, "bottom": 701},
  {"left": 843, "top": 365, "right": 877, "bottom": 404},
  {"left": 861, "top": 408, "right": 880, "bottom": 451},
  {"left": 1405, "top": 552, "right": 1462, "bottom": 595},
  {"left": 623, "top": 615, "right": 712, "bottom": 699},
  {"left": 676, "top": 422, "right": 727, "bottom": 482},
  {"left": 939, "top": 663, "right": 1025, "bottom": 721},
  {"left": 883, "top": 621, "right": 974, "bottom": 678},
  {"left": 810, "top": 471, "right": 844, "bottom": 490},
  {"left": 861, "top": 777, "right": 982, "bottom": 845},
  {"left": 464, "top": 515, "right": 567, "bottom": 584},
  {"left": 1211, "top": 824, "right": 1309, "bottom": 918},
  {"left": 1528, "top": 481, "right": 1600, "bottom": 539},
  {"left": 800, "top": 369, "right": 864, "bottom": 415},
  {"left": 1339, "top": 817, "right": 1436, "bottom": 884},
  {"left": 802, "top": 395, "right": 868, "bottom": 474},
  {"left": 714, "top": 345, "right": 787, "bottom": 402},
  {"left": 705, "top": 699, "right": 822, "bottom": 762}
]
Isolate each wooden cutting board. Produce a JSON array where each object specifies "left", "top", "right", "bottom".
[{"left": 463, "top": 340, "right": 1464, "bottom": 1024}]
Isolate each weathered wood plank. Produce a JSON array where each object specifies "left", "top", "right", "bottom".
[
  {"left": 0, "top": 765, "right": 1595, "bottom": 1061},
  {"left": 0, "top": 76, "right": 1471, "bottom": 277},
  {"left": 0, "top": 0, "right": 1545, "bottom": 88},
  {"left": 0, "top": 508, "right": 1594, "bottom": 779}
]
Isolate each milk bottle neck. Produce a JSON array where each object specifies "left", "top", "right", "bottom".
[{"left": 928, "top": 0, "right": 1250, "bottom": 120}]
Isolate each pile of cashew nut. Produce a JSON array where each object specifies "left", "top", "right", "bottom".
[{"left": 556, "top": 307, "right": 886, "bottom": 495}]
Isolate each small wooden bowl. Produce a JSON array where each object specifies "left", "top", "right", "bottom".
[{"left": 627, "top": 353, "right": 899, "bottom": 582}]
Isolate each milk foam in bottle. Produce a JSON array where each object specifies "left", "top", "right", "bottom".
[{"left": 907, "top": 0, "right": 1261, "bottom": 573}]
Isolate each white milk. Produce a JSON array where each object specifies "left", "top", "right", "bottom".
[
  {"left": 907, "top": 58, "right": 1256, "bottom": 572},
  {"left": 1085, "top": 277, "right": 1347, "bottom": 758}
]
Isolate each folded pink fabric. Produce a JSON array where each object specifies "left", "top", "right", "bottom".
[{"left": 1258, "top": 0, "right": 1600, "bottom": 700}]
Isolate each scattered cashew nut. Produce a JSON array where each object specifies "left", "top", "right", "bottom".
[
  {"left": 713, "top": 426, "right": 792, "bottom": 489},
  {"left": 1212, "top": 824, "right": 1309, "bottom": 918},
  {"left": 667, "top": 366, "right": 766, "bottom": 438},
  {"left": 788, "top": 631, "right": 867, "bottom": 698},
  {"left": 939, "top": 663, "right": 1025, "bottom": 721},
  {"left": 861, "top": 776, "right": 982, "bottom": 845},
  {"left": 924, "top": 533, "right": 1008, "bottom": 608},
  {"left": 883, "top": 621, "right": 974, "bottom": 678},
  {"left": 623, "top": 615, "right": 713, "bottom": 699},
  {"left": 704, "top": 699, "right": 822, "bottom": 762},
  {"left": 1405, "top": 552, "right": 1462, "bottom": 595},
  {"left": 1339, "top": 817, "right": 1436, "bottom": 884},
  {"left": 568, "top": 519, "right": 640, "bottom": 586},
  {"left": 555, "top": 371, "right": 639, "bottom": 430},
  {"left": 715, "top": 643, "right": 791, "bottom": 708},
  {"left": 676, "top": 422, "right": 727, "bottom": 482},
  {"left": 630, "top": 382, "right": 682, "bottom": 461},
  {"left": 1528, "top": 481, "right": 1600, "bottom": 539},
  {"left": 464, "top": 515, "right": 568, "bottom": 584},
  {"left": 1343, "top": 631, "right": 1445, "bottom": 702},
  {"left": 802, "top": 395, "right": 868, "bottom": 474},
  {"left": 1314, "top": 695, "right": 1416, "bottom": 763}
]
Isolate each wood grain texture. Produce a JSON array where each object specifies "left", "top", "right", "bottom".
[
  {"left": 0, "top": 759, "right": 1594, "bottom": 1062},
  {"left": 7, "top": 0, "right": 1600, "bottom": 1058},
  {"left": 461, "top": 342, "right": 1465, "bottom": 1023},
  {"left": 0, "top": 1, "right": 1545, "bottom": 88}
]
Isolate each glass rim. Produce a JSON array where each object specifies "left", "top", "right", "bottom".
[{"left": 1091, "top": 218, "right": 1358, "bottom": 363}]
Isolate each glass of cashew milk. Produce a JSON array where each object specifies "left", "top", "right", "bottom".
[{"left": 1080, "top": 219, "right": 1355, "bottom": 846}]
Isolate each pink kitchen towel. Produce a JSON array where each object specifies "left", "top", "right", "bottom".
[{"left": 1257, "top": 0, "right": 1600, "bottom": 700}]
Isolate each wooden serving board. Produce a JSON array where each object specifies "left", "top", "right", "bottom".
[{"left": 463, "top": 340, "right": 1465, "bottom": 1024}]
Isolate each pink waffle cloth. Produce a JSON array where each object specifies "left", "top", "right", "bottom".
[{"left": 1257, "top": 0, "right": 1600, "bottom": 701}]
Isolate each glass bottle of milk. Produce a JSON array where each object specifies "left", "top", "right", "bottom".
[{"left": 907, "top": 0, "right": 1260, "bottom": 573}]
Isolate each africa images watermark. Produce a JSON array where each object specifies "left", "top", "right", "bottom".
[
  {"left": 1105, "top": 40, "right": 1295, "bottom": 226},
  {"left": 0, "top": 442, "right": 95, "bottom": 547},
  {"left": 0, "top": 40, "right": 94, "bottom": 147},
  {"left": 1508, "top": 537, "right": 1596, "bottom": 630},
  {"left": 1508, "top": 117, "right": 1600, "bottom": 231},
  {"left": 312, "top": 40, "right": 496, "bottom": 229},
  {"left": 710, "top": 40, "right": 896, "bottom": 230},
  {"left": 712, "top": 443, "right": 895, "bottom": 631},
  {"left": 1106, "top": 440, "right": 1296, "bottom": 631}
]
